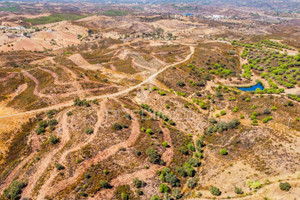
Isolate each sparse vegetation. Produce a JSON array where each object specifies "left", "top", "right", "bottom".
[{"left": 279, "top": 182, "right": 291, "bottom": 191}]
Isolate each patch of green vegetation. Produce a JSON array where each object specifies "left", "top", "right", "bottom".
[
  {"left": 210, "top": 186, "right": 221, "bottom": 196},
  {"left": 233, "top": 40, "right": 300, "bottom": 90},
  {"left": 24, "top": 14, "right": 88, "bottom": 25},
  {"left": 2, "top": 180, "right": 26, "bottom": 200},
  {"left": 114, "top": 185, "right": 137, "bottom": 200},
  {"left": 262, "top": 116, "right": 273, "bottom": 123},
  {"left": 158, "top": 167, "right": 180, "bottom": 187},
  {"left": 246, "top": 180, "right": 262, "bottom": 189},
  {"left": 279, "top": 182, "right": 291, "bottom": 191},
  {"left": 101, "top": 9, "right": 129, "bottom": 16},
  {"left": 220, "top": 149, "right": 228, "bottom": 155},
  {"left": 204, "top": 119, "right": 240, "bottom": 136}
]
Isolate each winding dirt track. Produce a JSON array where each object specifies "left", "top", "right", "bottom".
[
  {"left": 22, "top": 70, "right": 51, "bottom": 99},
  {"left": 36, "top": 100, "right": 108, "bottom": 199},
  {"left": 91, "top": 122, "right": 174, "bottom": 200},
  {"left": 0, "top": 46, "right": 194, "bottom": 119},
  {"left": 0, "top": 73, "right": 16, "bottom": 82},
  {"left": 38, "top": 67, "right": 70, "bottom": 86},
  {"left": 21, "top": 108, "right": 74, "bottom": 198},
  {"left": 41, "top": 102, "right": 141, "bottom": 198}
]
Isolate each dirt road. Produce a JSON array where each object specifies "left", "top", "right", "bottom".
[{"left": 0, "top": 46, "right": 195, "bottom": 119}]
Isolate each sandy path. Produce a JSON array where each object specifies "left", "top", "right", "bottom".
[
  {"left": 91, "top": 122, "right": 174, "bottom": 200},
  {"left": 59, "top": 99, "right": 108, "bottom": 163},
  {"left": 21, "top": 108, "right": 74, "bottom": 199},
  {"left": 36, "top": 100, "right": 108, "bottom": 199},
  {"left": 22, "top": 70, "right": 53, "bottom": 99},
  {"left": 57, "top": 65, "right": 86, "bottom": 99},
  {"left": 151, "top": 55, "right": 166, "bottom": 65},
  {"left": 132, "top": 59, "right": 156, "bottom": 71},
  {"left": 43, "top": 102, "right": 141, "bottom": 198},
  {"left": 0, "top": 45, "right": 195, "bottom": 119},
  {"left": 22, "top": 70, "right": 41, "bottom": 98},
  {"left": 159, "top": 124, "right": 174, "bottom": 166},
  {"left": 0, "top": 73, "right": 16, "bottom": 82}
]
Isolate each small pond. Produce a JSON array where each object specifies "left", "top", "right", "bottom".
[{"left": 238, "top": 82, "right": 264, "bottom": 92}]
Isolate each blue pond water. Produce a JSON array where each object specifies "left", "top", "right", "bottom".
[{"left": 238, "top": 82, "right": 264, "bottom": 92}]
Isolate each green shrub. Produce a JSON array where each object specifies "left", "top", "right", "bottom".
[
  {"left": 121, "top": 192, "right": 128, "bottom": 200},
  {"left": 150, "top": 195, "right": 160, "bottom": 200},
  {"left": 3, "top": 180, "right": 27, "bottom": 200},
  {"left": 113, "top": 123, "right": 123, "bottom": 130},
  {"left": 100, "top": 180, "right": 111, "bottom": 188},
  {"left": 165, "top": 173, "right": 180, "bottom": 187},
  {"left": 136, "top": 189, "right": 143, "bottom": 195},
  {"left": 194, "top": 152, "right": 203, "bottom": 159},
  {"left": 124, "top": 113, "right": 132, "bottom": 120},
  {"left": 187, "top": 178, "right": 197, "bottom": 188},
  {"left": 209, "top": 118, "right": 217, "bottom": 124},
  {"left": 220, "top": 110, "right": 226, "bottom": 116},
  {"left": 36, "top": 126, "right": 45, "bottom": 135},
  {"left": 135, "top": 150, "right": 141, "bottom": 156},
  {"left": 159, "top": 183, "right": 170, "bottom": 193},
  {"left": 146, "top": 148, "right": 162, "bottom": 164},
  {"left": 47, "top": 109, "right": 57, "bottom": 118},
  {"left": 162, "top": 141, "right": 169, "bottom": 147},
  {"left": 287, "top": 101, "right": 294, "bottom": 106},
  {"left": 49, "top": 135, "right": 60, "bottom": 144},
  {"left": 187, "top": 157, "right": 201, "bottom": 167},
  {"left": 48, "top": 119, "right": 58, "bottom": 126},
  {"left": 251, "top": 105, "right": 257, "bottom": 109},
  {"left": 262, "top": 116, "right": 273, "bottom": 123},
  {"left": 177, "top": 81, "right": 186, "bottom": 87},
  {"left": 133, "top": 178, "right": 145, "bottom": 188},
  {"left": 180, "top": 146, "right": 189, "bottom": 155},
  {"left": 38, "top": 120, "right": 48, "bottom": 128},
  {"left": 247, "top": 180, "right": 262, "bottom": 189},
  {"left": 187, "top": 143, "right": 195, "bottom": 152},
  {"left": 84, "top": 172, "right": 91, "bottom": 179},
  {"left": 252, "top": 119, "right": 258, "bottom": 125},
  {"left": 146, "top": 128, "right": 153, "bottom": 135},
  {"left": 158, "top": 91, "right": 166, "bottom": 96},
  {"left": 85, "top": 127, "right": 93, "bottom": 134},
  {"left": 235, "top": 186, "right": 243, "bottom": 194},
  {"left": 220, "top": 149, "right": 228, "bottom": 155},
  {"left": 279, "top": 182, "right": 291, "bottom": 191},
  {"left": 55, "top": 163, "right": 65, "bottom": 170},
  {"left": 233, "top": 107, "right": 239, "bottom": 112},
  {"left": 210, "top": 186, "right": 221, "bottom": 196},
  {"left": 172, "top": 188, "right": 182, "bottom": 199},
  {"left": 240, "top": 115, "right": 245, "bottom": 119},
  {"left": 168, "top": 119, "right": 175, "bottom": 125}
]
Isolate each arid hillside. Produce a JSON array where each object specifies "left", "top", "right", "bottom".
[{"left": 0, "top": 2, "right": 299, "bottom": 200}]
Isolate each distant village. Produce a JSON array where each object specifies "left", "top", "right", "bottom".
[{"left": 0, "top": 25, "right": 32, "bottom": 38}]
